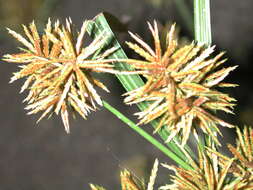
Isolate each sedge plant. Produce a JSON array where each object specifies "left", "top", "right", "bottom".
[{"left": 2, "top": 0, "right": 253, "bottom": 189}]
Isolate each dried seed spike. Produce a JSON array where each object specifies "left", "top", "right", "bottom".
[
  {"left": 126, "top": 42, "right": 155, "bottom": 62},
  {"left": 7, "top": 28, "right": 35, "bottom": 52},
  {"left": 29, "top": 21, "right": 42, "bottom": 55},
  {"left": 237, "top": 127, "right": 247, "bottom": 157},
  {"left": 69, "top": 97, "right": 88, "bottom": 119},
  {"left": 168, "top": 43, "right": 195, "bottom": 72},
  {"left": 61, "top": 27, "right": 76, "bottom": 58},
  {"left": 90, "top": 78, "right": 109, "bottom": 93},
  {"left": 183, "top": 45, "right": 215, "bottom": 72},
  {"left": 46, "top": 18, "right": 52, "bottom": 33},
  {"left": 37, "top": 105, "right": 54, "bottom": 123},
  {"left": 153, "top": 113, "right": 169, "bottom": 133},
  {"left": 181, "top": 113, "right": 193, "bottom": 146},
  {"left": 128, "top": 31, "right": 156, "bottom": 57},
  {"left": 205, "top": 65, "right": 238, "bottom": 87},
  {"left": 162, "top": 23, "right": 177, "bottom": 63},
  {"left": 61, "top": 103, "right": 70, "bottom": 133},
  {"left": 245, "top": 127, "right": 253, "bottom": 162},
  {"left": 217, "top": 158, "right": 235, "bottom": 190},
  {"left": 78, "top": 31, "right": 107, "bottom": 61},
  {"left": 148, "top": 20, "right": 161, "bottom": 61},
  {"left": 147, "top": 159, "right": 159, "bottom": 190},
  {"left": 99, "top": 46, "right": 118, "bottom": 60},
  {"left": 20, "top": 75, "right": 34, "bottom": 93},
  {"left": 22, "top": 24, "right": 34, "bottom": 45},
  {"left": 42, "top": 35, "right": 49, "bottom": 57},
  {"left": 54, "top": 19, "right": 60, "bottom": 33},
  {"left": 166, "top": 23, "right": 176, "bottom": 46},
  {"left": 65, "top": 17, "right": 73, "bottom": 33},
  {"left": 55, "top": 75, "right": 73, "bottom": 114},
  {"left": 76, "top": 20, "right": 87, "bottom": 54}
]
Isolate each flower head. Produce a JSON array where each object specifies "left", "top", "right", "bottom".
[
  {"left": 3, "top": 18, "right": 118, "bottom": 132},
  {"left": 228, "top": 126, "right": 253, "bottom": 178},
  {"left": 123, "top": 21, "right": 237, "bottom": 146},
  {"left": 161, "top": 148, "right": 253, "bottom": 190},
  {"left": 208, "top": 126, "right": 253, "bottom": 183}
]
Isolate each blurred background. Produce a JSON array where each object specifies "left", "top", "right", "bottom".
[{"left": 0, "top": 0, "right": 253, "bottom": 189}]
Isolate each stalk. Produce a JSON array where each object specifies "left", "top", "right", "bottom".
[
  {"left": 194, "top": 0, "right": 213, "bottom": 150},
  {"left": 194, "top": 0, "right": 212, "bottom": 45},
  {"left": 103, "top": 100, "right": 192, "bottom": 170}
]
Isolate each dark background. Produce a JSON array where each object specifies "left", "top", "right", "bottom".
[{"left": 0, "top": 0, "right": 253, "bottom": 189}]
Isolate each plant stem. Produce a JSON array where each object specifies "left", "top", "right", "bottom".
[
  {"left": 194, "top": 0, "right": 212, "bottom": 45},
  {"left": 102, "top": 100, "right": 192, "bottom": 170},
  {"left": 194, "top": 0, "right": 213, "bottom": 150}
]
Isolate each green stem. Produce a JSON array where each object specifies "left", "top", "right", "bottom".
[
  {"left": 194, "top": 0, "right": 213, "bottom": 151},
  {"left": 194, "top": 0, "right": 212, "bottom": 45},
  {"left": 102, "top": 100, "right": 192, "bottom": 170}
]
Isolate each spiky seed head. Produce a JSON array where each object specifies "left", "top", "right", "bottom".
[
  {"left": 207, "top": 126, "right": 253, "bottom": 185},
  {"left": 160, "top": 147, "right": 253, "bottom": 190},
  {"left": 123, "top": 20, "right": 237, "bottom": 146},
  {"left": 3, "top": 18, "right": 118, "bottom": 132}
]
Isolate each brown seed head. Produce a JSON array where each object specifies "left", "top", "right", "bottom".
[
  {"left": 161, "top": 147, "right": 253, "bottom": 190},
  {"left": 208, "top": 126, "right": 253, "bottom": 184},
  {"left": 3, "top": 18, "right": 118, "bottom": 132},
  {"left": 123, "top": 21, "right": 237, "bottom": 146}
]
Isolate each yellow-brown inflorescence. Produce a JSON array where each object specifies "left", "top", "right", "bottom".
[
  {"left": 208, "top": 126, "right": 253, "bottom": 185},
  {"left": 161, "top": 148, "right": 253, "bottom": 190},
  {"left": 3, "top": 18, "right": 121, "bottom": 133},
  {"left": 123, "top": 21, "right": 237, "bottom": 146},
  {"left": 90, "top": 159, "right": 159, "bottom": 190}
]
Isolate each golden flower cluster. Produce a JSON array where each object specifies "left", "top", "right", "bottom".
[
  {"left": 161, "top": 148, "right": 253, "bottom": 190},
  {"left": 123, "top": 21, "right": 237, "bottom": 146},
  {"left": 3, "top": 18, "right": 119, "bottom": 133},
  {"left": 208, "top": 126, "right": 253, "bottom": 186}
]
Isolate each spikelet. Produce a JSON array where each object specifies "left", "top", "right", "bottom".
[
  {"left": 122, "top": 21, "right": 237, "bottom": 146},
  {"left": 3, "top": 18, "right": 119, "bottom": 133},
  {"left": 160, "top": 147, "right": 253, "bottom": 190}
]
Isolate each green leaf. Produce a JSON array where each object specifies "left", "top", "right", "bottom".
[
  {"left": 194, "top": 0, "right": 214, "bottom": 150},
  {"left": 102, "top": 100, "right": 192, "bottom": 170}
]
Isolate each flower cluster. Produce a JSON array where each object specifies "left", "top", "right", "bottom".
[
  {"left": 208, "top": 126, "right": 253, "bottom": 186},
  {"left": 161, "top": 148, "right": 253, "bottom": 190},
  {"left": 3, "top": 19, "right": 119, "bottom": 132},
  {"left": 4, "top": 15, "right": 248, "bottom": 190},
  {"left": 123, "top": 21, "right": 237, "bottom": 146}
]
